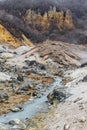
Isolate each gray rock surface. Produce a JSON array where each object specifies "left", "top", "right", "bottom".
[
  {"left": 47, "top": 89, "right": 67, "bottom": 104},
  {"left": 14, "top": 46, "right": 31, "bottom": 55},
  {"left": 0, "top": 123, "right": 10, "bottom": 130},
  {"left": 0, "top": 72, "right": 11, "bottom": 82},
  {"left": 9, "top": 119, "right": 26, "bottom": 129}
]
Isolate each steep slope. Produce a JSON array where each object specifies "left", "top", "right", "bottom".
[
  {"left": 0, "top": 24, "right": 21, "bottom": 47},
  {"left": 0, "top": 0, "right": 87, "bottom": 44},
  {"left": 25, "top": 8, "right": 75, "bottom": 32}
]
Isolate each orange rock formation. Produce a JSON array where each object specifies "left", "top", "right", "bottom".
[{"left": 0, "top": 24, "right": 21, "bottom": 47}]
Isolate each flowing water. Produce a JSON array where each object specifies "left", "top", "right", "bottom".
[{"left": 0, "top": 76, "right": 61, "bottom": 123}]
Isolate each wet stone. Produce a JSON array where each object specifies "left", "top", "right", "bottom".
[
  {"left": 11, "top": 107, "right": 21, "bottom": 112},
  {"left": 47, "top": 89, "right": 66, "bottom": 104},
  {"left": 16, "top": 104, "right": 23, "bottom": 110},
  {"left": 11, "top": 105, "right": 24, "bottom": 112},
  {"left": 9, "top": 119, "right": 26, "bottom": 129},
  {"left": 32, "top": 91, "right": 38, "bottom": 97}
]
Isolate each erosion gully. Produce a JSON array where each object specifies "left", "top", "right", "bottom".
[{"left": 0, "top": 76, "right": 61, "bottom": 123}]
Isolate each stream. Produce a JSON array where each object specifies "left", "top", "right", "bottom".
[{"left": 0, "top": 76, "right": 61, "bottom": 123}]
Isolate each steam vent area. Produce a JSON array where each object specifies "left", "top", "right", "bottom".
[{"left": 0, "top": 0, "right": 87, "bottom": 130}]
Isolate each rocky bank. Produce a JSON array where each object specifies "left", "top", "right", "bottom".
[
  {"left": 0, "top": 0, "right": 87, "bottom": 129},
  {"left": 0, "top": 40, "right": 87, "bottom": 129}
]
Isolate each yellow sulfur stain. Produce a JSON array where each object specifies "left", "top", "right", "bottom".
[{"left": 0, "top": 24, "right": 21, "bottom": 47}]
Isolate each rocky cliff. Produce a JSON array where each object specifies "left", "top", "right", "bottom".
[{"left": 0, "top": 0, "right": 87, "bottom": 44}]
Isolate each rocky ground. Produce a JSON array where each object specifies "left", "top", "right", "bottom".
[
  {"left": 0, "top": 0, "right": 87, "bottom": 129},
  {"left": 0, "top": 44, "right": 56, "bottom": 115},
  {"left": 0, "top": 40, "right": 87, "bottom": 129},
  {"left": 45, "top": 67, "right": 87, "bottom": 130}
]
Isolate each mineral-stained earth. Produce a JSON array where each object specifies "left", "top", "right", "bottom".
[{"left": 0, "top": 0, "right": 87, "bottom": 130}]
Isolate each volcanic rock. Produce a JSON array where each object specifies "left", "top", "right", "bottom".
[
  {"left": 82, "top": 75, "right": 87, "bottom": 82},
  {"left": 0, "top": 72, "right": 12, "bottom": 82},
  {"left": 9, "top": 119, "right": 26, "bottom": 129},
  {"left": 0, "top": 123, "right": 10, "bottom": 130},
  {"left": 47, "top": 89, "right": 66, "bottom": 104},
  {"left": 17, "top": 74, "right": 24, "bottom": 81}
]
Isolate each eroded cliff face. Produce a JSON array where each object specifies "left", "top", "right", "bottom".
[
  {"left": 0, "top": 7, "right": 75, "bottom": 44},
  {"left": 0, "top": 0, "right": 87, "bottom": 44},
  {"left": 0, "top": 24, "right": 21, "bottom": 47},
  {"left": 25, "top": 8, "right": 75, "bottom": 32}
]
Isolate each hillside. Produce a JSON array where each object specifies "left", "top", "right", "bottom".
[
  {"left": 0, "top": 0, "right": 87, "bottom": 44},
  {"left": 0, "top": 24, "right": 21, "bottom": 47},
  {"left": 0, "top": 0, "right": 87, "bottom": 130}
]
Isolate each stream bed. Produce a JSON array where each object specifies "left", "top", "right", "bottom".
[{"left": 0, "top": 76, "right": 61, "bottom": 123}]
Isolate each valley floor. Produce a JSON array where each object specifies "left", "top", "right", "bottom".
[{"left": 0, "top": 40, "right": 87, "bottom": 130}]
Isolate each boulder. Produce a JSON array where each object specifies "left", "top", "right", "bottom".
[
  {"left": 47, "top": 89, "right": 66, "bottom": 104},
  {"left": 82, "top": 75, "right": 87, "bottom": 82},
  {"left": 9, "top": 119, "right": 26, "bottom": 130},
  {"left": 11, "top": 107, "right": 23, "bottom": 112},
  {"left": 11, "top": 104, "right": 23, "bottom": 112}
]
